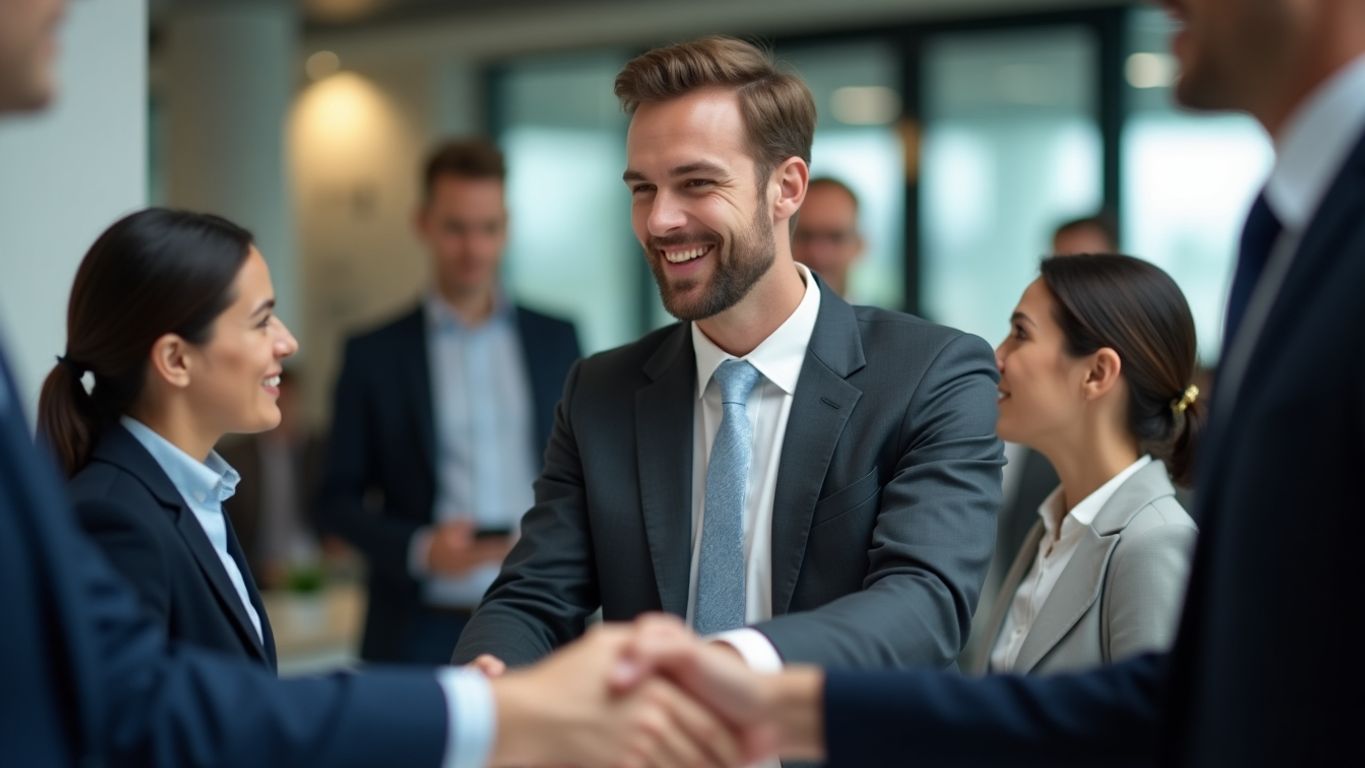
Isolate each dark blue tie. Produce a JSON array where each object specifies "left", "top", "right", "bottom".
[{"left": 1224, "top": 193, "right": 1283, "bottom": 356}]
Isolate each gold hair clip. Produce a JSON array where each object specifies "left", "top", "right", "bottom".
[{"left": 1173, "top": 384, "right": 1199, "bottom": 414}]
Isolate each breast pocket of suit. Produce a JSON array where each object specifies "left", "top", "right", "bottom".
[{"left": 810, "top": 468, "right": 881, "bottom": 529}]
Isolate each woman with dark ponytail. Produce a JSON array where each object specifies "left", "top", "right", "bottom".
[
  {"left": 974, "top": 253, "right": 1200, "bottom": 676},
  {"left": 38, "top": 207, "right": 298, "bottom": 669}
]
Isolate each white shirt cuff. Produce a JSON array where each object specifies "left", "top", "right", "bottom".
[
  {"left": 435, "top": 667, "right": 496, "bottom": 768},
  {"left": 409, "top": 526, "right": 434, "bottom": 578},
  {"left": 709, "top": 628, "right": 784, "bottom": 673}
]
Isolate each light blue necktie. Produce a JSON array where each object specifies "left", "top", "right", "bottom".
[{"left": 694, "top": 358, "right": 762, "bottom": 635}]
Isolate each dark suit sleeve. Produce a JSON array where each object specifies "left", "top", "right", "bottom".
[
  {"left": 2, "top": 396, "right": 451, "bottom": 766},
  {"left": 824, "top": 653, "right": 1163, "bottom": 767},
  {"left": 72, "top": 495, "right": 173, "bottom": 631},
  {"left": 453, "top": 359, "right": 598, "bottom": 666},
  {"left": 73, "top": 518, "right": 451, "bottom": 767},
  {"left": 318, "top": 338, "right": 422, "bottom": 584},
  {"left": 756, "top": 332, "right": 1004, "bottom": 668}
]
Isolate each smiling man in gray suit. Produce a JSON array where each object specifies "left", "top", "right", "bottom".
[{"left": 454, "top": 36, "right": 1003, "bottom": 676}]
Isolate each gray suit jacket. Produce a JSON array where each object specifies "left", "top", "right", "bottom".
[
  {"left": 453, "top": 278, "right": 1004, "bottom": 669},
  {"left": 973, "top": 459, "right": 1196, "bottom": 675}
]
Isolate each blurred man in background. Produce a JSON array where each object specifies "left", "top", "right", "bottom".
[
  {"left": 321, "top": 138, "right": 581, "bottom": 664},
  {"left": 1050, "top": 211, "right": 1119, "bottom": 256},
  {"left": 792, "top": 176, "right": 864, "bottom": 298}
]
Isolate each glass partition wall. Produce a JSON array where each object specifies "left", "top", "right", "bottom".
[{"left": 486, "top": 6, "right": 1267, "bottom": 364}]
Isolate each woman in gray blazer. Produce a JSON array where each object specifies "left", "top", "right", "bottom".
[{"left": 978, "top": 254, "right": 1199, "bottom": 675}]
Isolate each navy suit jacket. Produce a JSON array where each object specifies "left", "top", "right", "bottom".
[
  {"left": 68, "top": 424, "right": 277, "bottom": 669},
  {"left": 0, "top": 353, "right": 450, "bottom": 766},
  {"left": 821, "top": 129, "right": 1365, "bottom": 765},
  {"left": 320, "top": 302, "right": 580, "bottom": 661}
]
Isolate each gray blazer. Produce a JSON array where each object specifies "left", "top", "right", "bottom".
[
  {"left": 454, "top": 277, "right": 1005, "bottom": 670},
  {"left": 973, "top": 459, "right": 1197, "bottom": 675}
]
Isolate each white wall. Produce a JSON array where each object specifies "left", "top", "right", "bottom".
[
  {"left": 0, "top": 0, "right": 147, "bottom": 424},
  {"left": 289, "top": 58, "right": 438, "bottom": 425},
  {"left": 166, "top": 4, "right": 299, "bottom": 334}
]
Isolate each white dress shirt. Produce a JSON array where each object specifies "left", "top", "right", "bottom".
[
  {"left": 989, "top": 455, "right": 1152, "bottom": 673},
  {"left": 685, "top": 262, "right": 822, "bottom": 673},
  {"left": 1218, "top": 53, "right": 1365, "bottom": 404}
]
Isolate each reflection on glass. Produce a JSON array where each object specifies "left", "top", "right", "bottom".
[
  {"left": 1122, "top": 7, "right": 1272, "bottom": 363},
  {"left": 920, "top": 27, "right": 1102, "bottom": 344},
  {"left": 495, "top": 52, "right": 637, "bottom": 355},
  {"left": 785, "top": 42, "right": 905, "bottom": 311}
]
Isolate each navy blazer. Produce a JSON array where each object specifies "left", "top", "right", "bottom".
[
  {"left": 819, "top": 129, "right": 1365, "bottom": 765},
  {"left": 68, "top": 424, "right": 277, "bottom": 669},
  {"left": 320, "top": 302, "right": 580, "bottom": 661},
  {"left": 0, "top": 351, "right": 450, "bottom": 766}
]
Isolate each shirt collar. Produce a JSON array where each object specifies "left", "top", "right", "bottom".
[
  {"left": 1265, "top": 53, "right": 1365, "bottom": 232},
  {"left": 692, "top": 262, "right": 822, "bottom": 399},
  {"left": 119, "top": 416, "right": 239, "bottom": 506},
  {"left": 424, "top": 289, "right": 514, "bottom": 333},
  {"left": 1037, "top": 455, "right": 1152, "bottom": 538}
]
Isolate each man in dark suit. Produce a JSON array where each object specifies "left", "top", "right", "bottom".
[
  {"left": 617, "top": 1, "right": 1365, "bottom": 764},
  {"left": 0, "top": 8, "right": 759, "bottom": 764},
  {"left": 321, "top": 138, "right": 581, "bottom": 663},
  {"left": 454, "top": 36, "right": 1003, "bottom": 678}
]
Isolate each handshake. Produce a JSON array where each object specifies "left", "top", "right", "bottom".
[{"left": 471, "top": 615, "right": 825, "bottom": 768}]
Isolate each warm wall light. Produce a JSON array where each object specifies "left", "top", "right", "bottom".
[
  {"left": 831, "top": 86, "right": 901, "bottom": 126},
  {"left": 306, "top": 50, "right": 342, "bottom": 81},
  {"left": 1126, "top": 52, "right": 1178, "bottom": 89},
  {"left": 291, "top": 72, "right": 393, "bottom": 161}
]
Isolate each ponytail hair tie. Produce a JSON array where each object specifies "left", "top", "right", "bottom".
[
  {"left": 56, "top": 354, "right": 89, "bottom": 376},
  {"left": 1172, "top": 384, "right": 1199, "bottom": 415}
]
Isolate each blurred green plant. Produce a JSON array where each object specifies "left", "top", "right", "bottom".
[{"left": 285, "top": 563, "right": 325, "bottom": 594}]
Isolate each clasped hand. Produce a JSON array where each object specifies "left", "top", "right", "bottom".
[{"left": 476, "top": 615, "right": 815, "bottom": 768}]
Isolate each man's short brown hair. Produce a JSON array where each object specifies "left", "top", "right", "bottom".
[
  {"left": 808, "top": 176, "right": 860, "bottom": 212},
  {"left": 614, "top": 36, "right": 816, "bottom": 183},
  {"left": 422, "top": 137, "right": 506, "bottom": 201}
]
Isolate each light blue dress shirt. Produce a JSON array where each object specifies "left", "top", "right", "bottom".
[
  {"left": 437, "top": 668, "right": 496, "bottom": 768},
  {"left": 119, "top": 416, "right": 263, "bottom": 644},
  {"left": 421, "top": 292, "right": 537, "bottom": 607}
]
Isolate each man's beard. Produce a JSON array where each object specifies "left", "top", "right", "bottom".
[{"left": 649, "top": 204, "right": 776, "bottom": 322}]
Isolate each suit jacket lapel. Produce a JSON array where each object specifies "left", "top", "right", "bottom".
[
  {"left": 1013, "top": 461, "right": 1175, "bottom": 672},
  {"left": 636, "top": 325, "right": 697, "bottom": 617},
  {"left": 976, "top": 521, "right": 1045, "bottom": 673},
  {"left": 402, "top": 309, "right": 437, "bottom": 474},
  {"left": 1013, "top": 528, "right": 1118, "bottom": 673},
  {"left": 169, "top": 504, "right": 269, "bottom": 663},
  {"left": 770, "top": 281, "right": 865, "bottom": 615},
  {"left": 514, "top": 307, "right": 555, "bottom": 452},
  {"left": 226, "top": 518, "right": 276, "bottom": 669},
  {"left": 95, "top": 428, "right": 270, "bottom": 663},
  {"left": 1201, "top": 130, "right": 1365, "bottom": 498}
]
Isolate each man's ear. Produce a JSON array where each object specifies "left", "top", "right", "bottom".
[
  {"left": 771, "top": 157, "right": 809, "bottom": 226},
  {"left": 1082, "top": 347, "right": 1123, "bottom": 400},
  {"left": 147, "top": 333, "right": 193, "bottom": 390}
]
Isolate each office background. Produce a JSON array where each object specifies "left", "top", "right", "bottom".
[{"left": 0, "top": 0, "right": 1268, "bottom": 671}]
